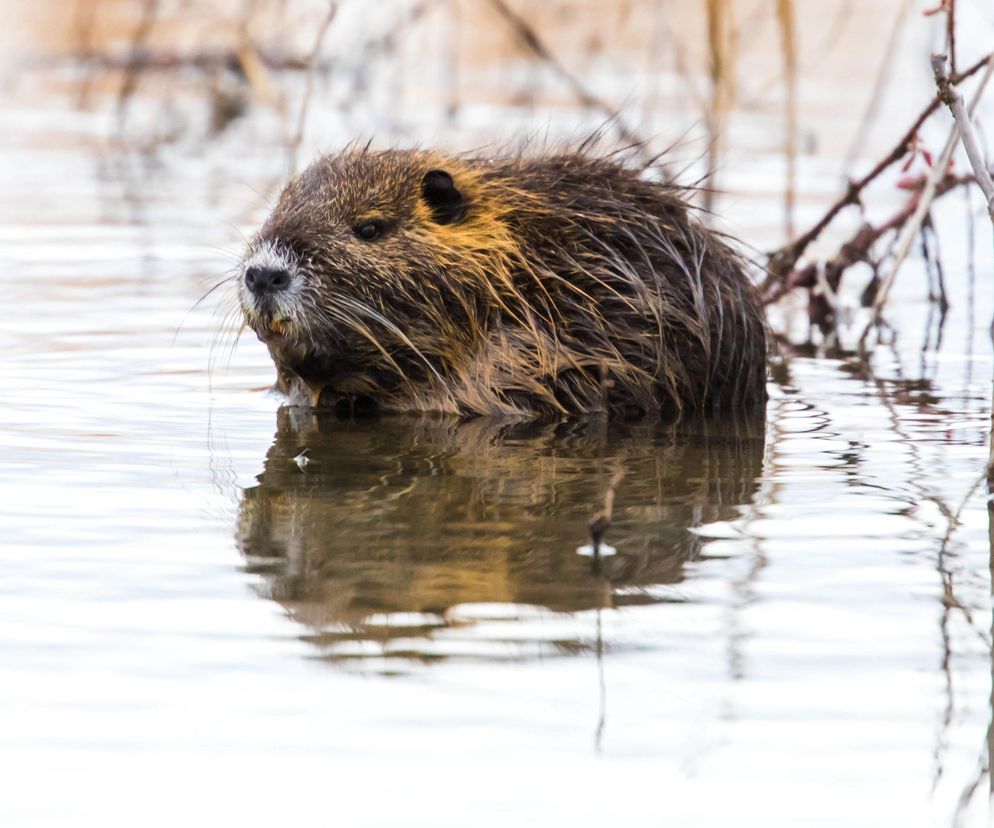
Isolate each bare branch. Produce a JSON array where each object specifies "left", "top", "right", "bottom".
[
  {"left": 933, "top": 53, "right": 994, "bottom": 223},
  {"left": 486, "top": 0, "right": 652, "bottom": 161},
  {"left": 858, "top": 53, "right": 994, "bottom": 344},
  {"left": 761, "top": 50, "right": 993, "bottom": 296},
  {"left": 763, "top": 173, "right": 973, "bottom": 307}
]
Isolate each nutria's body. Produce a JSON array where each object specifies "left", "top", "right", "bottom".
[{"left": 238, "top": 147, "right": 768, "bottom": 417}]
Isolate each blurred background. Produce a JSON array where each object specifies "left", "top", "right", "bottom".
[
  {"left": 5, "top": 0, "right": 993, "bottom": 335},
  {"left": 6, "top": 0, "right": 989, "bottom": 243},
  {"left": 4, "top": 2, "right": 994, "bottom": 827}
]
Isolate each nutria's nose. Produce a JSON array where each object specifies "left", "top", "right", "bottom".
[{"left": 245, "top": 266, "right": 291, "bottom": 296}]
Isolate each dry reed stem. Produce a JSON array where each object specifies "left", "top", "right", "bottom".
[
  {"left": 775, "top": 0, "right": 797, "bottom": 239},
  {"left": 115, "top": 0, "right": 159, "bottom": 126},
  {"left": 704, "top": 0, "right": 735, "bottom": 212},
  {"left": 235, "top": 43, "right": 277, "bottom": 105},
  {"left": 72, "top": 0, "right": 99, "bottom": 107}
]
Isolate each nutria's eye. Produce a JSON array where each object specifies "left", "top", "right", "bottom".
[{"left": 354, "top": 220, "right": 385, "bottom": 241}]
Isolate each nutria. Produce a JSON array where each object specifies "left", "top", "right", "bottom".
[{"left": 237, "top": 147, "right": 768, "bottom": 417}]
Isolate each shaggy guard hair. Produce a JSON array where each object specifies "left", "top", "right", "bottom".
[{"left": 237, "top": 147, "right": 769, "bottom": 417}]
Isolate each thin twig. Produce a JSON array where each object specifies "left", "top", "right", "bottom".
[
  {"left": 287, "top": 1, "right": 339, "bottom": 176},
  {"left": 842, "top": 0, "right": 913, "bottom": 177},
  {"left": 863, "top": 126, "right": 961, "bottom": 325},
  {"left": 762, "top": 173, "right": 973, "bottom": 306},
  {"left": 77, "top": 49, "right": 324, "bottom": 74},
  {"left": 946, "top": 0, "right": 957, "bottom": 77},
  {"left": 486, "top": 0, "right": 652, "bottom": 162}
]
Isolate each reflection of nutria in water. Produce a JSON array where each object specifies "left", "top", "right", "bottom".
[
  {"left": 236, "top": 148, "right": 769, "bottom": 418},
  {"left": 235, "top": 408, "right": 766, "bottom": 663}
]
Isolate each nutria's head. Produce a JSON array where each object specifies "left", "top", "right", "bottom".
[{"left": 238, "top": 149, "right": 515, "bottom": 409}]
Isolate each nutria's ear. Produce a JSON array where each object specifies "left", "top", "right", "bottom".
[{"left": 421, "top": 169, "right": 467, "bottom": 225}]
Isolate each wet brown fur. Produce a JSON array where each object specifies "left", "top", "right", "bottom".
[{"left": 240, "top": 146, "right": 769, "bottom": 417}]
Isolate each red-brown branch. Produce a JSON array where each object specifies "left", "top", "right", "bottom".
[
  {"left": 762, "top": 173, "right": 974, "bottom": 305},
  {"left": 761, "top": 50, "right": 991, "bottom": 296}
]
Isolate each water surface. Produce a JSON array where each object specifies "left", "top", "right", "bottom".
[{"left": 3, "top": 7, "right": 994, "bottom": 826}]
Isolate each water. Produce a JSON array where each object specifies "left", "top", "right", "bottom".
[{"left": 4, "top": 4, "right": 994, "bottom": 825}]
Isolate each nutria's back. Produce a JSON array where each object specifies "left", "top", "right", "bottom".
[{"left": 237, "top": 147, "right": 768, "bottom": 417}]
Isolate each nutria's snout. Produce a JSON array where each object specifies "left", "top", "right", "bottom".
[{"left": 238, "top": 240, "right": 305, "bottom": 343}]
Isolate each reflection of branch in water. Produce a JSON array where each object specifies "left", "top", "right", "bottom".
[
  {"left": 781, "top": 338, "right": 991, "bottom": 797},
  {"left": 726, "top": 534, "right": 769, "bottom": 684},
  {"left": 932, "top": 470, "right": 987, "bottom": 794},
  {"left": 589, "top": 465, "right": 625, "bottom": 561},
  {"left": 851, "top": 347, "right": 990, "bottom": 794},
  {"left": 723, "top": 394, "right": 783, "bottom": 685},
  {"left": 951, "top": 737, "right": 988, "bottom": 828},
  {"left": 594, "top": 604, "right": 606, "bottom": 753},
  {"left": 861, "top": 349, "right": 989, "bottom": 645},
  {"left": 583, "top": 414, "right": 627, "bottom": 751},
  {"left": 950, "top": 498, "right": 994, "bottom": 824}
]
